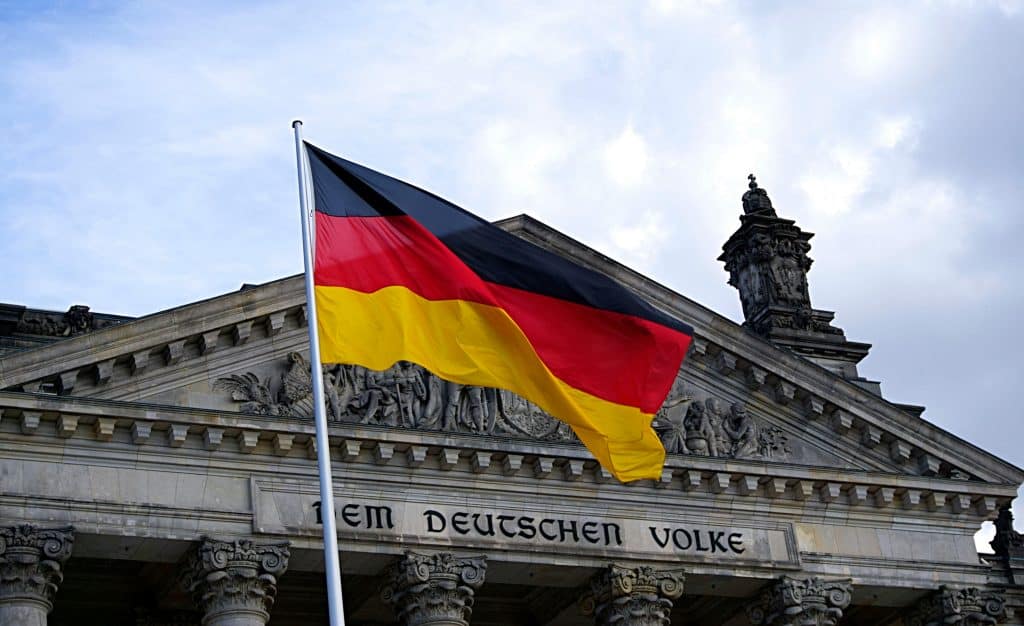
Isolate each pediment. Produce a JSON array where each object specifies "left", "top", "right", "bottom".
[{"left": 1, "top": 217, "right": 1021, "bottom": 490}]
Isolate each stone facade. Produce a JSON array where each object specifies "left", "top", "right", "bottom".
[{"left": 0, "top": 191, "right": 1021, "bottom": 625}]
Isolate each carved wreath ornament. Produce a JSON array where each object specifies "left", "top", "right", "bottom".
[{"left": 215, "top": 353, "right": 789, "bottom": 460}]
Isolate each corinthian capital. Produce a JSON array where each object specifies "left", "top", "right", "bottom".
[
  {"left": 180, "top": 537, "right": 290, "bottom": 626},
  {"left": 905, "top": 586, "right": 1006, "bottom": 626},
  {"left": 0, "top": 524, "right": 74, "bottom": 612},
  {"left": 579, "top": 564, "right": 685, "bottom": 626},
  {"left": 746, "top": 577, "right": 852, "bottom": 626},
  {"left": 381, "top": 551, "right": 487, "bottom": 626}
]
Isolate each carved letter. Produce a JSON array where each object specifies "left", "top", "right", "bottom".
[
  {"left": 709, "top": 531, "right": 728, "bottom": 553},
  {"left": 602, "top": 523, "right": 623, "bottom": 547},
  {"left": 451, "top": 512, "right": 470, "bottom": 535},
  {"left": 472, "top": 513, "right": 495, "bottom": 537},
  {"left": 423, "top": 510, "right": 446, "bottom": 533},
  {"left": 581, "top": 521, "right": 601, "bottom": 544},
  {"left": 728, "top": 532, "right": 745, "bottom": 554},
  {"left": 517, "top": 517, "right": 537, "bottom": 539},
  {"left": 650, "top": 527, "right": 671, "bottom": 548},
  {"left": 672, "top": 528, "right": 694, "bottom": 551},
  {"left": 365, "top": 505, "right": 393, "bottom": 530},
  {"left": 694, "top": 529, "right": 709, "bottom": 552},
  {"left": 539, "top": 518, "right": 558, "bottom": 541},
  {"left": 340, "top": 504, "right": 361, "bottom": 528},
  {"left": 558, "top": 519, "right": 580, "bottom": 543},
  {"left": 497, "top": 515, "right": 517, "bottom": 538}
]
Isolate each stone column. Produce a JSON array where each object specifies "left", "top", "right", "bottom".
[
  {"left": 381, "top": 551, "right": 487, "bottom": 626},
  {"left": 746, "top": 577, "right": 853, "bottom": 626},
  {"left": 0, "top": 524, "right": 74, "bottom": 626},
  {"left": 180, "top": 537, "right": 290, "bottom": 626},
  {"left": 904, "top": 586, "right": 1006, "bottom": 626},
  {"left": 578, "top": 564, "right": 686, "bottom": 626}
]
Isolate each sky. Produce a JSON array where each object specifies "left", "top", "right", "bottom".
[{"left": 1, "top": 0, "right": 1022, "bottom": 548}]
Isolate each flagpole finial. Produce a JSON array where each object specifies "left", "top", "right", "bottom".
[{"left": 291, "top": 119, "right": 304, "bottom": 129}]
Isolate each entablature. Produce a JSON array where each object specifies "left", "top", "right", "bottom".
[{"left": 0, "top": 390, "right": 1014, "bottom": 526}]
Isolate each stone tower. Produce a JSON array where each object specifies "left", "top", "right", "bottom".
[{"left": 718, "top": 175, "right": 883, "bottom": 396}]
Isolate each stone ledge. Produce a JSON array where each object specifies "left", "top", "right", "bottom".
[{"left": 0, "top": 391, "right": 1015, "bottom": 520}]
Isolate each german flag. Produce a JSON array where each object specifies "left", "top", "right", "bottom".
[{"left": 306, "top": 143, "right": 693, "bottom": 481}]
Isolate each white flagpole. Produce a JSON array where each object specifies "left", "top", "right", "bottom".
[{"left": 291, "top": 120, "right": 347, "bottom": 626}]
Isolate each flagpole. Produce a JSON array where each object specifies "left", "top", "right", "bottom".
[{"left": 291, "top": 119, "right": 347, "bottom": 626}]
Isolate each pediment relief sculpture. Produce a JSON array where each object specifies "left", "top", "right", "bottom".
[
  {"left": 214, "top": 353, "right": 787, "bottom": 458},
  {"left": 652, "top": 391, "right": 790, "bottom": 461}
]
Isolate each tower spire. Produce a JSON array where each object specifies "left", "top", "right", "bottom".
[{"left": 718, "top": 175, "right": 878, "bottom": 394}]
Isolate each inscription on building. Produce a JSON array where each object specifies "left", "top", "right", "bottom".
[{"left": 274, "top": 484, "right": 794, "bottom": 567}]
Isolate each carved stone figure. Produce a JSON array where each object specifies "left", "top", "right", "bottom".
[
  {"left": 14, "top": 304, "right": 123, "bottom": 337},
  {"left": 381, "top": 551, "right": 487, "bottom": 626},
  {"left": 213, "top": 373, "right": 279, "bottom": 416},
  {"left": 652, "top": 390, "right": 691, "bottom": 455},
  {"left": 444, "top": 382, "right": 490, "bottom": 433},
  {"left": 704, "top": 398, "right": 731, "bottom": 457},
  {"left": 725, "top": 402, "right": 759, "bottom": 458},
  {"left": 904, "top": 586, "right": 1006, "bottom": 626},
  {"left": 682, "top": 401, "right": 713, "bottom": 455},
  {"left": 578, "top": 564, "right": 685, "bottom": 626},
  {"left": 746, "top": 577, "right": 852, "bottom": 626},
  {"left": 179, "top": 537, "right": 290, "bottom": 626},
  {"left": 0, "top": 524, "right": 75, "bottom": 625}
]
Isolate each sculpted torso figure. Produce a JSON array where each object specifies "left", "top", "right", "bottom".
[{"left": 725, "top": 402, "right": 758, "bottom": 458}]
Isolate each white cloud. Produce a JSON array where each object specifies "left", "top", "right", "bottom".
[
  {"left": 845, "top": 13, "right": 914, "bottom": 79},
  {"left": 876, "top": 115, "right": 919, "bottom": 150},
  {"left": 603, "top": 124, "right": 649, "bottom": 188},
  {"left": 798, "top": 146, "right": 873, "bottom": 216}
]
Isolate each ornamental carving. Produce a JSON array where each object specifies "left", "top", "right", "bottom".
[
  {"left": 0, "top": 524, "right": 74, "bottom": 610},
  {"left": 990, "top": 506, "right": 1024, "bottom": 559},
  {"left": 214, "top": 354, "right": 575, "bottom": 442},
  {"left": 905, "top": 586, "right": 1006, "bottom": 626},
  {"left": 179, "top": 537, "right": 290, "bottom": 625},
  {"left": 746, "top": 577, "right": 852, "bottom": 626},
  {"left": 215, "top": 356, "right": 789, "bottom": 459},
  {"left": 653, "top": 387, "right": 790, "bottom": 461},
  {"left": 14, "top": 305, "right": 125, "bottom": 337},
  {"left": 578, "top": 564, "right": 685, "bottom": 626},
  {"left": 381, "top": 551, "right": 487, "bottom": 626},
  {"left": 720, "top": 176, "right": 845, "bottom": 339}
]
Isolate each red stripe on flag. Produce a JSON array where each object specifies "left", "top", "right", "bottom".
[{"left": 314, "top": 213, "right": 690, "bottom": 413}]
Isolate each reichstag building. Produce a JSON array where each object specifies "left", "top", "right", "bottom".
[{"left": 1, "top": 179, "right": 1021, "bottom": 625}]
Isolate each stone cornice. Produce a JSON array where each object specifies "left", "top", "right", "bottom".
[
  {"left": 499, "top": 215, "right": 1024, "bottom": 486},
  {"left": 0, "top": 276, "right": 304, "bottom": 393},
  {"left": 0, "top": 391, "right": 1015, "bottom": 521}
]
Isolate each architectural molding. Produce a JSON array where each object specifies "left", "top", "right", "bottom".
[
  {"left": 578, "top": 564, "right": 685, "bottom": 626},
  {"left": 380, "top": 551, "right": 487, "bottom": 626},
  {"left": 0, "top": 390, "right": 1015, "bottom": 521},
  {"left": 746, "top": 576, "right": 853, "bottom": 626}
]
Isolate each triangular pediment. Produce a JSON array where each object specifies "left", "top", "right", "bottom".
[{"left": 1, "top": 217, "right": 1021, "bottom": 490}]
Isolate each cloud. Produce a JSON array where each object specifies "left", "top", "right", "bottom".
[{"left": 604, "top": 124, "right": 649, "bottom": 187}]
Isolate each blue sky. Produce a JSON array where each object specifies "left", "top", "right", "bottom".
[{"left": 2, "top": 0, "right": 1023, "bottom": 545}]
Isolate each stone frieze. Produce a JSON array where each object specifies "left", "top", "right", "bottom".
[{"left": 214, "top": 353, "right": 789, "bottom": 460}]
